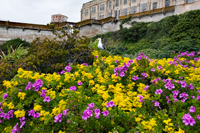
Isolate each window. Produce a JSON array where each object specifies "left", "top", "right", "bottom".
[
  {"left": 116, "top": 0, "right": 119, "bottom": 7},
  {"left": 85, "top": 9, "right": 88, "bottom": 16},
  {"left": 108, "top": 12, "right": 112, "bottom": 17},
  {"left": 153, "top": 2, "right": 157, "bottom": 9},
  {"left": 131, "top": 6, "right": 137, "bottom": 14},
  {"left": 124, "top": 0, "right": 127, "bottom": 5},
  {"left": 186, "top": 0, "right": 195, "bottom": 3},
  {"left": 109, "top": 1, "right": 112, "bottom": 9},
  {"left": 92, "top": 17, "right": 96, "bottom": 19},
  {"left": 100, "top": 15, "right": 104, "bottom": 20},
  {"left": 122, "top": 8, "right": 128, "bottom": 16},
  {"left": 132, "top": 0, "right": 136, "bottom": 2},
  {"left": 92, "top": 6, "right": 96, "bottom": 13},
  {"left": 100, "top": 4, "right": 105, "bottom": 11},
  {"left": 165, "top": 0, "right": 170, "bottom": 7},
  {"left": 141, "top": 3, "right": 147, "bottom": 12}
]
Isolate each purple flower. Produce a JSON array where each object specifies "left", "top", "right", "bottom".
[
  {"left": 181, "top": 81, "right": 187, "bottom": 88},
  {"left": 189, "top": 106, "right": 195, "bottom": 113},
  {"left": 188, "top": 84, "right": 193, "bottom": 90},
  {"left": 32, "top": 79, "right": 43, "bottom": 91},
  {"left": 197, "top": 95, "right": 200, "bottom": 101},
  {"left": 95, "top": 109, "right": 101, "bottom": 119},
  {"left": 119, "top": 72, "right": 125, "bottom": 77},
  {"left": 191, "top": 96, "right": 195, "bottom": 99},
  {"left": 197, "top": 115, "right": 200, "bottom": 120},
  {"left": 132, "top": 76, "right": 138, "bottom": 81},
  {"left": 77, "top": 81, "right": 82, "bottom": 86},
  {"left": 63, "top": 109, "right": 69, "bottom": 117},
  {"left": 20, "top": 121, "right": 25, "bottom": 128},
  {"left": 82, "top": 63, "right": 88, "bottom": 66},
  {"left": 54, "top": 114, "right": 62, "bottom": 123},
  {"left": 115, "top": 60, "right": 118, "bottom": 63},
  {"left": 3, "top": 93, "right": 8, "bottom": 99},
  {"left": 88, "top": 103, "right": 95, "bottom": 109},
  {"left": 65, "top": 66, "right": 71, "bottom": 73},
  {"left": 25, "top": 81, "right": 32, "bottom": 90},
  {"left": 158, "top": 66, "right": 162, "bottom": 70},
  {"left": 19, "top": 117, "right": 25, "bottom": 123},
  {"left": 142, "top": 73, "right": 148, "bottom": 78},
  {"left": 152, "top": 101, "right": 161, "bottom": 109},
  {"left": 28, "top": 109, "right": 35, "bottom": 117},
  {"left": 172, "top": 90, "right": 180, "bottom": 97},
  {"left": 43, "top": 96, "right": 51, "bottom": 102},
  {"left": 95, "top": 55, "right": 98, "bottom": 59},
  {"left": 151, "top": 68, "right": 156, "bottom": 72},
  {"left": 69, "top": 86, "right": 76, "bottom": 92},
  {"left": 106, "top": 101, "right": 116, "bottom": 108},
  {"left": 12, "top": 123, "right": 19, "bottom": 133},
  {"left": 155, "top": 89, "right": 163, "bottom": 95},
  {"left": 60, "top": 70, "right": 65, "bottom": 75},
  {"left": 144, "top": 85, "right": 149, "bottom": 91},
  {"left": 164, "top": 82, "right": 175, "bottom": 90},
  {"left": 102, "top": 110, "right": 109, "bottom": 117},
  {"left": 138, "top": 95, "right": 144, "bottom": 102},
  {"left": 182, "top": 113, "right": 196, "bottom": 126}
]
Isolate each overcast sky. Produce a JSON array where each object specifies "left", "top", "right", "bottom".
[{"left": 0, "top": 0, "right": 89, "bottom": 25}]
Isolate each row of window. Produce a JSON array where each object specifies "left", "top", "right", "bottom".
[{"left": 85, "top": 0, "right": 195, "bottom": 16}]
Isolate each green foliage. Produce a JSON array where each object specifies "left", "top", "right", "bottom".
[
  {"left": 0, "top": 38, "right": 30, "bottom": 55},
  {"left": 119, "top": 16, "right": 132, "bottom": 30},
  {"left": 0, "top": 44, "right": 28, "bottom": 63},
  {"left": 0, "top": 25, "right": 94, "bottom": 91},
  {"left": 91, "top": 9, "right": 200, "bottom": 58}
]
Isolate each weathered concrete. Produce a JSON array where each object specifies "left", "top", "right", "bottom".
[{"left": 78, "top": 0, "right": 200, "bottom": 37}]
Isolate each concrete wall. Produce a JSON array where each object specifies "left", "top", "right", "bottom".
[
  {"left": 0, "top": 26, "right": 55, "bottom": 44},
  {"left": 78, "top": 0, "right": 200, "bottom": 37}
]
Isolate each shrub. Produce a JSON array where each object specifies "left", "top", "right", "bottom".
[{"left": 0, "top": 38, "right": 30, "bottom": 55}]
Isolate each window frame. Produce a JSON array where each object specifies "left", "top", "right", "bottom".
[{"left": 116, "top": 0, "right": 119, "bottom": 7}]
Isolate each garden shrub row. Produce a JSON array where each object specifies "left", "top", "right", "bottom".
[{"left": 0, "top": 50, "right": 200, "bottom": 132}]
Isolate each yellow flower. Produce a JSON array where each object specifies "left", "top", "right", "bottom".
[
  {"left": 4, "top": 126, "right": 12, "bottom": 133},
  {"left": 7, "top": 102, "right": 15, "bottom": 109},
  {"left": 14, "top": 110, "right": 26, "bottom": 118},
  {"left": 58, "top": 130, "right": 65, "bottom": 133},
  {"left": 174, "top": 128, "right": 185, "bottom": 133},
  {"left": 18, "top": 92, "right": 26, "bottom": 100},
  {"left": 34, "top": 105, "right": 42, "bottom": 112}
]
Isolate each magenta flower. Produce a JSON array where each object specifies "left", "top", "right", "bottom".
[
  {"left": 138, "top": 95, "right": 144, "bottom": 102},
  {"left": 189, "top": 106, "right": 195, "bottom": 113},
  {"left": 158, "top": 66, "right": 162, "bottom": 70},
  {"left": 32, "top": 79, "right": 43, "bottom": 91},
  {"left": 155, "top": 89, "right": 163, "bottom": 95},
  {"left": 43, "top": 96, "right": 51, "bottom": 102},
  {"left": 95, "top": 109, "right": 101, "bottom": 119},
  {"left": 142, "top": 73, "right": 148, "bottom": 78},
  {"left": 3, "top": 93, "right": 8, "bottom": 99},
  {"left": 69, "top": 86, "right": 76, "bottom": 92},
  {"left": 182, "top": 113, "right": 196, "bottom": 126},
  {"left": 60, "top": 70, "right": 65, "bottom": 75},
  {"left": 197, "top": 115, "right": 200, "bottom": 120},
  {"left": 191, "top": 96, "right": 195, "bottom": 99},
  {"left": 88, "top": 103, "right": 95, "bottom": 109},
  {"left": 102, "top": 110, "right": 109, "bottom": 117},
  {"left": 82, "top": 63, "right": 88, "bottom": 66},
  {"left": 119, "top": 72, "right": 125, "bottom": 77},
  {"left": 144, "top": 85, "right": 149, "bottom": 90},
  {"left": 115, "top": 60, "right": 118, "bottom": 63},
  {"left": 106, "top": 101, "right": 116, "bottom": 108},
  {"left": 95, "top": 55, "right": 98, "bottom": 58},
  {"left": 196, "top": 95, "right": 200, "bottom": 101},
  {"left": 151, "top": 68, "right": 156, "bottom": 72},
  {"left": 152, "top": 101, "right": 161, "bottom": 109},
  {"left": 12, "top": 123, "right": 19, "bottom": 133},
  {"left": 20, "top": 121, "right": 25, "bottom": 128},
  {"left": 63, "top": 109, "right": 69, "bottom": 117},
  {"left": 77, "top": 81, "right": 82, "bottom": 86},
  {"left": 132, "top": 76, "right": 138, "bottom": 81},
  {"left": 188, "top": 84, "right": 193, "bottom": 90},
  {"left": 25, "top": 81, "right": 32, "bottom": 90},
  {"left": 54, "top": 114, "right": 62, "bottom": 123},
  {"left": 33, "top": 113, "right": 40, "bottom": 118},
  {"left": 65, "top": 66, "right": 71, "bottom": 73},
  {"left": 181, "top": 81, "right": 187, "bottom": 88}
]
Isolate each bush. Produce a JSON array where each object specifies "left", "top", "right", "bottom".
[
  {"left": 1, "top": 51, "right": 200, "bottom": 132},
  {"left": 0, "top": 38, "right": 30, "bottom": 55},
  {"left": 0, "top": 26, "right": 94, "bottom": 91}
]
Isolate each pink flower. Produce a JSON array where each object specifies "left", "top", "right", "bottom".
[
  {"left": 69, "top": 86, "right": 76, "bottom": 92},
  {"left": 43, "top": 96, "right": 51, "bottom": 102},
  {"left": 182, "top": 113, "right": 196, "bottom": 126},
  {"left": 189, "top": 106, "right": 195, "bottom": 113},
  {"left": 77, "top": 81, "right": 82, "bottom": 86},
  {"left": 102, "top": 110, "right": 109, "bottom": 117},
  {"left": 3, "top": 94, "right": 8, "bottom": 99},
  {"left": 155, "top": 89, "right": 163, "bottom": 95}
]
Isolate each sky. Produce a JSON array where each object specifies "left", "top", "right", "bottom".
[{"left": 0, "top": 0, "right": 90, "bottom": 25}]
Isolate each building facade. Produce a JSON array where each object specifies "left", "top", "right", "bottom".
[
  {"left": 81, "top": 0, "right": 196, "bottom": 21},
  {"left": 51, "top": 14, "right": 68, "bottom": 23}
]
